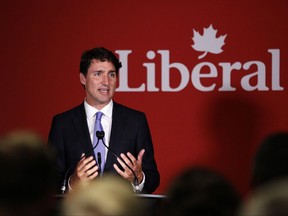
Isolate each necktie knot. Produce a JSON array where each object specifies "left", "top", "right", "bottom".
[{"left": 96, "top": 112, "right": 103, "bottom": 121}]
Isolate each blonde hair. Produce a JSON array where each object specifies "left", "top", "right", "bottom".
[{"left": 62, "top": 174, "right": 142, "bottom": 216}]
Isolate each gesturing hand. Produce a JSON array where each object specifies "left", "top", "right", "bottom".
[
  {"left": 113, "top": 149, "right": 145, "bottom": 183},
  {"left": 70, "top": 153, "right": 99, "bottom": 187}
]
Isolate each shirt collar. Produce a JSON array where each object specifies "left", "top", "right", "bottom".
[{"left": 84, "top": 100, "right": 113, "bottom": 119}]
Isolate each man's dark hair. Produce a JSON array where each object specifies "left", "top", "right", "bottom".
[{"left": 80, "top": 47, "right": 122, "bottom": 76}]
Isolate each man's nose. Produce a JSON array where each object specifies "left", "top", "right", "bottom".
[{"left": 101, "top": 74, "right": 109, "bottom": 84}]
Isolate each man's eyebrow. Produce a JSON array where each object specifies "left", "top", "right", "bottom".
[{"left": 91, "top": 69, "right": 116, "bottom": 73}]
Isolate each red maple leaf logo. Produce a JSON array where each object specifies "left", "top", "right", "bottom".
[{"left": 192, "top": 25, "right": 227, "bottom": 59}]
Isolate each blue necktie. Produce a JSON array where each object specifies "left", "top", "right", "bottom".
[{"left": 93, "top": 112, "right": 105, "bottom": 175}]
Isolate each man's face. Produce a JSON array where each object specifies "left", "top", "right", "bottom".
[{"left": 80, "top": 59, "right": 117, "bottom": 109}]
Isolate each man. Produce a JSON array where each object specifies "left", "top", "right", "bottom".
[{"left": 48, "top": 47, "right": 160, "bottom": 194}]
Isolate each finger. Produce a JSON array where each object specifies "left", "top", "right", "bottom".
[
  {"left": 113, "top": 164, "right": 133, "bottom": 182},
  {"left": 88, "top": 171, "right": 98, "bottom": 180},
  {"left": 77, "top": 155, "right": 87, "bottom": 170},
  {"left": 79, "top": 165, "right": 97, "bottom": 180},
  {"left": 126, "top": 149, "right": 145, "bottom": 164},
  {"left": 76, "top": 161, "right": 86, "bottom": 174},
  {"left": 113, "top": 164, "right": 124, "bottom": 176},
  {"left": 83, "top": 156, "right": 94, "bottom": 164},
  {"left": 83, "top": 159, "right": 97, "bottom": 172},
  {"left": 120, "top": 153, "right": 133, "bottom": 166},
  {"left": 126, "top": 152, "right": 137, "bottom": 164},
  {"left": 77, "top": 156, "right": 94, "bottom": 171},
  {"left": 78, "top": 153, "right": 88, "bottom": 166},
  {"left": 117, "top": 155, "right": 129, "bottom": 170},
  {"left": 117, "top": 157, "right": 136, "bottom": 181},
  {"left": 77, "top": 157, "right": 95, "bottom": 178},
  {"left": 85, "top": 165, "right": 98, "bottom": 178},
  {"left": 137, "top": 149, "right": 145, "bottom": 161}
]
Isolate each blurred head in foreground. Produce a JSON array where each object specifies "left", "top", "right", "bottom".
[
  {"left": 239, "top": 178, "right": 288, "bottom": 216},
  {"left": 62, "top": 174, "right": 142, "bottom": 216},
  {"left": 251, "top": 132, "right": 288, "bottom": 189},
  {"left": 0, "top": 130, "right": 57, "bottom": 216},
  {"left": 161, "top": 166, "right": 241, "bottom": 216}
]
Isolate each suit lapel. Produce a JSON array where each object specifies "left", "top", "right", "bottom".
[
  {"left": 105, "top": 102, "right": 125, "bottom": 170},
  {"left": 109, "top": 103, "right": 124, "bottom": 148},
  {"left": 73, "top": 103, "right": 94, "bottom": 158}
]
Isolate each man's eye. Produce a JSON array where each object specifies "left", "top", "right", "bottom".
[
  {"left": 94, "top": 72, "right": 101, "bottom": 76},
  {"left": 109, "top": 73, "right": 116, "bottom": 77}
]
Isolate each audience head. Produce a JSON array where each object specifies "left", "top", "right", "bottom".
[
  {"left": 62, "top": 174, "right": 142, "bottom": 216},
  {"left": 251, "top": 132, "right": 288, "bottom": 189},
  {"left": 161, "top": 166, "right": 241, "bottom": 216},
  {"left": 0, "top": 130, "right": 57, "bottom": 216},
  {"left": 239, "top": 178, "right": 288, "bottom": 216}
]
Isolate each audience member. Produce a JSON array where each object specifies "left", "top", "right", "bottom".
[
  {"left": 237, "top": 132, "right": 288, "bottom": 216},
  {"left": 251, "top": 132, "right": 288, "bottom": 189},
  {"left": 62, "top": 174, "right": 143, "bottom": 216},
  {"left": 239, "top": 178, "right": 288, "bottom": 216},
  {"left": 0, "top": 131, "right": 57, "bottom": 216},
  {"left": 161, "top": 166, "right": 241, "bottom": 216}
]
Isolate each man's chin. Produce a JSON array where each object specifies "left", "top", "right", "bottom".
[{"left": 98, "top": 97, "right": 112, "bottom": 105}]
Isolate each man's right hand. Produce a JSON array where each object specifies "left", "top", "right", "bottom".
[{"left": 69, "top": 153, "right": 99, "bottom": 188}]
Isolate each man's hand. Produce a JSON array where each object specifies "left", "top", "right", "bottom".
[
  {"left": 70, "top": 153, "right": 99, "bottom": 188},
  {"left": 113, "top": 149, "right": 145, "bottom": 183}
]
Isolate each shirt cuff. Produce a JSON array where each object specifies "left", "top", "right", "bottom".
[{"left": 132, "top": 172, "right": 145, "bottom": 193}]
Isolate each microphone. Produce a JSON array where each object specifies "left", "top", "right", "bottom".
[
  {"left": 96, "top": 131, "right": 140, "bottom": 193},
  {"left": 60, "top": 131, "right": 104, "bottom": 194},
  {"left": 96, "top": 131, "right": 104, "bottom": 140},
  {"left": 97, "top": 152, "right": 102, "bottom": 176}
]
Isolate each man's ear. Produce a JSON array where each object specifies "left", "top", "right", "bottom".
[{"left": 79, "top": 73, "right": 86, "bottom": 85}]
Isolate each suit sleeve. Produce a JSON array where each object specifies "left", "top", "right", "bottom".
[
  {"left": 48, "top": 116, "right": 66, "bottom": 192},
  {"left": 136, "top": 113, "right": 160, "bottom": 193}
]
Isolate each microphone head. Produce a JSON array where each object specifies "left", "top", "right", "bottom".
[{"left": 96, "top": 131, "right": 105, "bottom": 139}]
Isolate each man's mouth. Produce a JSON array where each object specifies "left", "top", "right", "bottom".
[{"left": 99, "top": 88, "right": 109, "bottom": 93}]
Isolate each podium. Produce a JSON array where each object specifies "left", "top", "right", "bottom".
[
  {"left": 54, "top": 194, "right": 166, "bottom": 216},
  {"left": 135, "top": 194, "right": 166, "bottom": 215}
]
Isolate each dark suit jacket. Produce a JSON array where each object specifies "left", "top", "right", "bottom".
[{"left": 48, "top": 101, "right": 160, "bottom": 194}]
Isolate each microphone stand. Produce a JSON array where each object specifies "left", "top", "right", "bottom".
[{"left": 96, "top": 131, "right": 140, "bottom": 193}]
